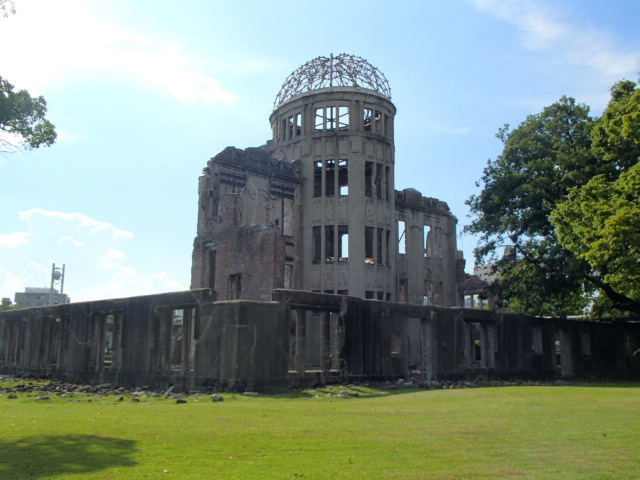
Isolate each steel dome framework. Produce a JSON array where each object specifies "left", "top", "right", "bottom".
[{"left": 274, "top": 53, "right": 392, "bottom": 109}]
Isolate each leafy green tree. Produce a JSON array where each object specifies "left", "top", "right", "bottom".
[
  {"left": 1, "top": 0, "right": 56, "bottom": 153},
  {"left": 465, "top": 96, "right": 599, "bottom": 316},
  {"left": 468, "top": 80, "right": 640, "bottom": 317},
  {"left": 0, "top": 76, "right": 57, "bottom": 153},
  {"left": 552, "top": 82, "right": 640, "bottom": 314}
]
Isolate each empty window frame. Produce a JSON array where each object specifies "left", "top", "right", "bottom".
[
  {"left": 315, "top": 159, "right": 348, "bottom": 197},
  {"left": 386, "top": 229, "right": 391, "bottom": 265},
  {"left": 364, "top": 108, "right": 383, "bottom": 133},
  {"left": 338, "top": 159, "right": 348, "bottom": 195},
  {"left": 325, "top": 160, "right": 335, "bottom": 196},
  {"left": 365, "top": 226, "right": 374, "bottom": 264},
  {"left": 314, "top": 161, "right": 322, "bottom": 197},
  {"left": 325, "top": 225, "right": 335, "bottom": 263},
  {"left": 424, "top": 226, "right": 430, "bottom": 258},
  {"left": 365, "top": 161, "right": 373, "bottom": 197},
  {"left": 314, "top": 225, "right": 348, "bottom": 264},
  {"left": 315, "top": 106, "right": 349, "bottom": 132},
  {"left": 425, "top": 226, "right": 442, "bottom": 258},
  {"left": 287, "top": 112, "right": 302, "bottom": 139},
  {"left": 363, "top": 108, "right": 372, "bottom": 132},
  {"left": 398, "top": 220, "right": 406, "bottom": 254},
  {"left": 376, "top": 228, "right": 384, "bottom": 265},
  {"left": 385, "top": 166, "right": 391, "bottom": 201},
  {"left": 103, "top": 314, "right": 122, "bottom": 368},
  {"left": 170, "top": 310, "right": 184, "bottom": 370},
  {"left": 338, "top": 225, "right": 348, "bottom": 261},
  {"left": 313, "top": 226, "right": 321, "bottom": 263},
  {"left": 375, "top": 163, "right": 383, "bottom": 199}
]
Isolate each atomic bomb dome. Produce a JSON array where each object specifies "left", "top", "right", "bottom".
[{"left": 274, "top": 53, "right": 392, "bottom": 109}]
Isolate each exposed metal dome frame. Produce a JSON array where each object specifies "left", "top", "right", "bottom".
[{"left": 274, "top": 53, "right": 392, "bottom": 109}]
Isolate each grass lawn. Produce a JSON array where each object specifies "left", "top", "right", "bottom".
[{"left": 0, "top": 382, "right": 639, "bottom": 479}]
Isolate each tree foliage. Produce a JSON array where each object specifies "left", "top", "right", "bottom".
[
  {"left": 0, "top": 76, "right": 57, "bottom": 153},
  {"left": 466, "top": 81, "right": 640, "bottom": 317},
  {"left": 466, "top": 97, "right": 598, "bottom": 316},
  {"left": 552, "top": 83, "right": 640, "bottom": 314}
]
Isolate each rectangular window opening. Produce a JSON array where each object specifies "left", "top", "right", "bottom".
[
  {"left": 365, "top": 161, "right": 373, "bottom": 197},
  {"left": 375, "top": 163, "right": 383, "bottom": 199},
  {"left": 385, "top": 166, "right": 390, "bottom": 201},
  {"left": 325, "top": 225, "right": 335, "bottom": 263},
  {"left": 288, "top": 115, "right": 294, "bottom": 139},
  {"left": 104, "top": 314, "right": 115, "bottom": 367},
  {"left": 314, "top": 161, "right": 322, "bottom": 197},
  {"left": 338, "top": 225, "right": 348, "bottom": 262},
  {"left": 295, "top": 113, "right": 302, "bottom": 136},
  {"left": 325, "top": 160, "right": 336, "bottom": 196},
  {"left": 338, "top": 159, "right": 348, "bottom": 195},
  {"left": 338, "top": 106, "right": 349, "bottom": 131},
  {"left": 374, "top": 110, "right": 382, "bottom": 133},
  {"left": 326, "top": 106, "right": 337, "bottom": 131},
  {"left": 398, "top": 220, "right": 406, "bottom": 254},
  {"left": 363, "top": 108, "right": 372, "bottom": 132},
  {"left": 424, "top": 225, "right": 431, "bottom": 258},
  {"left": 312, "top": 226, "right": 321, "bottom": 264},
  {"left": 170, "top": 310, "right": 184, "bottom": 371},
  {"left": 315, "top": 108, "right": 324, "bottom": 132},
  {"left": 376, "top": 228, "right": 383, "bottom": 265},
  {"left": 386, "top": 229, "right": 391, "bottom": 265},
  {"left": 365, "top": 226, "right": 374, "bottom": 264}
]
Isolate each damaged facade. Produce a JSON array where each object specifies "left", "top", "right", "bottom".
[
  {"left": 191, "top": 54, "right": 461, "bottom": 305},
  {"left": 0, "top": 290, "right": 638, "bottom": 391},
  {"left": 2, "top": 55, "right": 638, "bottom": 391}
]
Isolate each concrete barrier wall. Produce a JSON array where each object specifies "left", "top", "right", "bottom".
[{"left": 1, "top": 289, "right": 639, "bottom": 391}]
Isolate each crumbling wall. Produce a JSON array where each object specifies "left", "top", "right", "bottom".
[{"left": 1, "top": 289, "right": 639, "bottom": 391}]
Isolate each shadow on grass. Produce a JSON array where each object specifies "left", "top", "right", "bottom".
[{"left": 0, "top": 435, "right": 137, "bottom": 479}]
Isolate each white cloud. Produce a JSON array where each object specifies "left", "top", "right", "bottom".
[
  {"left": 1, "top": 209, "right": 186, "bottom": 302},
  {"left": 0, "top": 232, "right": 30, "bottom": 248},
  {"left": 0, "top": 0, "right": 235, "bottom": 102},
  {"left": 19, "top": 208, "right": 134, "bottom": 241},
  {"left": 57, "top": 236, "right": 86, "bottom": 247},
  {"left": 470, "top": 0, "right": 640, "bottom": 79}
]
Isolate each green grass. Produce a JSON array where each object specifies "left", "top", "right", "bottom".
[{"left": 1, "top": 383, "right": 639, "bottom": 479}]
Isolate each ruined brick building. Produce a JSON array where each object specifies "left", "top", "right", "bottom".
[
  {"left": 3, "top": 55, "right": 638, "bottom": 392},
  {"left": 191, "top": 54, "right": 462, "bottom": 306}
]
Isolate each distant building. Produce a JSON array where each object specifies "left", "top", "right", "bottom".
[
  {"left": 474, "top": 263, "right": 497, "bottom": 285},
  {"left": 14, "top": 287, "right": 70, "bottom": 308}
]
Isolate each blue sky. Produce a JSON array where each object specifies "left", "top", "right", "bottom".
[{"left": 1, "top": 0, "right": 639, "bottom": 302}]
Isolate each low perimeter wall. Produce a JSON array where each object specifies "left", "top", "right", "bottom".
[{"left": 1, "top": 289, "right": 639, "bottom": 391}]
